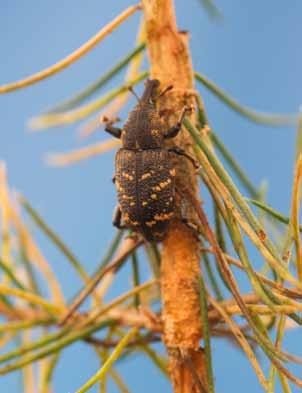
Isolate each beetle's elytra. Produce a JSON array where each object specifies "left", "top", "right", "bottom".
[{"left": 104, "top": 79, "right": 197, "bottom": 241}]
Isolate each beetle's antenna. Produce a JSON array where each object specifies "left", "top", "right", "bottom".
[
  {"left": 157, "top": 85, "right": 173, "bottom": 99},
  {"left": 128, "top": 86, "right": 140, "bottom": 102}
]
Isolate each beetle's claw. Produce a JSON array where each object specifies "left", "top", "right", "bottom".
[
  {"left": 101, "top": 115, "right": 121, "bottom": 125},
  {"left": 194, "top": 161, "right": 201, "bottom": 172}
]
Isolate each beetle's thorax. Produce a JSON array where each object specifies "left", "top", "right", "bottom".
[
  {"left": 121, "top": 101, "right": 163, "bottom": 150},
  {"left": 120, "top": 78, "right": 163, "bottom": 150}
]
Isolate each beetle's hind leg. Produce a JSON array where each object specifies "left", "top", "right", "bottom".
[
  {"left": 112, "top": 205, "right": 126, "bottom": 229},
  {"left": 112, "top": 205, "right": 139, "bottom": 240},
  {"left": 175, "top": 188, "right": 202, "bottom": 240}
]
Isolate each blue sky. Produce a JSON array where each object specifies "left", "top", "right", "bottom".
[{"left": 1, "top": 1, "right": 302, "bottom": 392}]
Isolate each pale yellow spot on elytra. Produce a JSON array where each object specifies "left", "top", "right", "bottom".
[
  {"left": 151, "top": 129, "right": 160, "bottom": 137},
  {"left": 145, "top": 220, "right": 157, "bottom": 227},
  {"left": 169, "top": 169, "right": 176, "bottom": 177},
  {"left": 140, "top": 172, "right": 152, "bottom": 181},
  {"left": 152, "top": 186, "right": 161, "bottom": 192},
  {"left": 159, "top": 179, "right": 171, "bottom": 189},
  {"left": 154, "top": 212, "right": 174, "bottom": 221},
  {"left": 122, "top": 195, "right": 133, "bottom": 200},
  {"left": 122, "top": 172, "right": 134, "bottom": 181}
]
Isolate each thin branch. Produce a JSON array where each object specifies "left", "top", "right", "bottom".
[{"left": 142, "top": 1, "right": 206, "bottom": 391}]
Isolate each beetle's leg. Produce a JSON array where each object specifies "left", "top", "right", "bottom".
[
  {"left": 175, "top": 188, "right": 202, "bottom": 239},
  {"left": 112, "top": 205, "right": 126, "bottom": 229},
  {"left": 156, "top": 84, "right": 173, "bottom": 100},
  {"left": 103, "top": 117, "right": 122, "bottom": 139},
  {"left": 168, "top": 147, "right": 200, "bottom": 170},
  {"left": 128, "top": 86, "right": 140, "bottom": 103},
  {"left": 112, "top": 175, "right": 116, "bottom": 184},
  {"left": 181, "top": 218, "right": 201, "bottom": 235},
  {"left": 164, "top": 106, "right": 191, "bottom": 139},
  {"left": 104, "top": 124, "right": 122, "bottom": 139}
]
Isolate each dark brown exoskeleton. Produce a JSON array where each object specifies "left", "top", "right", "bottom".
[{"left": 104, "top": 79, "right": 198, "bottom": 241}]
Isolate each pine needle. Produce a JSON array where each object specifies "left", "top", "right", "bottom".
[
  {"left": 0, "top": 4, "right": 141, "bottom": 93},
  {"left": 47, "top": 43, "right": 145, "bottom": 114},
  {"left": 209, "top": 296, "right": 268, "bottom": 390},
  {"left": 30, "top": 72, "right": 147, "bottom": 129},
  {"left": 46, "top": 139, "right": 120, "bottom": 166},
  {"left": 195, "top": 72, "right": 297, "bottom": 127},
  {"left": 75, "top": 328, "right": 138, "bottom": 393}
]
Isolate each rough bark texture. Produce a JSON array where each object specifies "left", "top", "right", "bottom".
[{"left": 142, "top": 1, "right": 207, "bottom": 391}]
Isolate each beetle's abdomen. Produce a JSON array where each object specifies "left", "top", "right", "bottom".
[{"left": 115, "top": 148, "right": 175, "bottom": 241}]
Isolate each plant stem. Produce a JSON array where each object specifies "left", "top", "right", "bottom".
[{"left": 142, "top": 0, "right": 207, "bottom": 391}]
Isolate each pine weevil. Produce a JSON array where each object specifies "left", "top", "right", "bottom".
[{"left": 104, "top": 79, "right": 198, "bottom": 241}]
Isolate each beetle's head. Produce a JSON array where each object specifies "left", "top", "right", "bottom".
[{"left": 140, "top": 79, "right": 160, "bottom": 105}]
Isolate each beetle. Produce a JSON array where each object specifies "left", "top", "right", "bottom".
[{"left": 104, "top": 79, "right": 198, "bottom": 241}]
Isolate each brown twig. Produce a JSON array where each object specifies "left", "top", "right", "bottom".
[
  {"left": 85, "top": 333, "right": 161, "bottom": 348},
  {"left": 141, "top": 1, "right": 206, "bottom": 391}
]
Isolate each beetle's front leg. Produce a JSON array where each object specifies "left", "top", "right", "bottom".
[
  {"left": 103, "top": 117, "right": 122, "bottom": 139},
  {"left": 168, "top": 147, "right": 200, "bottom": 170},
  {"left": 164, "top": 106, "right": 192, "bottom": 139},
  {"left": 112, "top": 205, "right": 126, "bottom": 229}
]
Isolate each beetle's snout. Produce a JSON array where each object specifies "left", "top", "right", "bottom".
[
  {"left": 141, "top": 79, "right": 160, "bottom": 103},
  {"left": 144, "top": 79, "right": 160, "bottom": 89}
]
